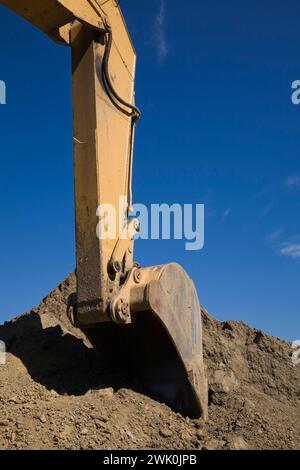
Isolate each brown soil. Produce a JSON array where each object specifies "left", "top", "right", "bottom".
[{"left": 0, "top": 273, "right": 299, "bottom": 450}]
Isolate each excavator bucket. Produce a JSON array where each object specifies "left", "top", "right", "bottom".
[
  {"left": 1, "top": 0, "right": 208, "bottom": 420},
  {"left": 82, "top": 264, "right": 208, "bottom": 419}
]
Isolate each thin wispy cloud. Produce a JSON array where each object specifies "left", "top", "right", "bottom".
[
  {"left": 154, "top": 1, "right": 168, "bottom": 64},
  {"left": 266, "top": 229, "right": 284, "bottom": 243},
  {"left": 253, "top": 185, "right": 272, "bottom": 200},
  {"left": 284, "top": 174, "right": 300, "bottom": 190},
  {"left": 267, "top": 232, "right": 300, "bottom": 261},
  {"left": 261, "top": 199, "right": 275, "bottom": 218},
  {"left": 222, "top": 207, "right": 232, "bottom": 221},
  {"left": 280, "top": 242, "right": 300, "bottom": 259}
]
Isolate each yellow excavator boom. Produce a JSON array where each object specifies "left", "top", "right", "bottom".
[{"left": 0, "top": 0, "right": 208, "bottom": 419}]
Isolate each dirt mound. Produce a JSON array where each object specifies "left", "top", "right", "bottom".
[{"left": 0, "top": 274, "right": 299, "bottom": 450}]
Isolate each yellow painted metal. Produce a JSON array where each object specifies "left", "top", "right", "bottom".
[
  {"left": 0, "top": 0, "right": 137, "bottom": 323},
  {"left": 0, "top": 0, "right": 137, "bottom": 322},
  {"left": 71, "top": 4, "right": 137, "bottom": 324},
  {"left": 0, "top": 0, "right": 106, "bottom": 43}
]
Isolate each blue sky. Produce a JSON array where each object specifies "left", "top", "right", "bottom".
[{"left": 0, "top": 0, "right": 299, "bottom": 340}]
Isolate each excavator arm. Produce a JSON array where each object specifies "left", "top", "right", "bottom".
[{"left": 0, "top": 0, "right": 208, "bottom": 419}]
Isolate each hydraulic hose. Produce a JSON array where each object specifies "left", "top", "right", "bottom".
[
  {"left": 98, "top": 18, "right": 141, "bottom": 211},
  {"left": 101, "top": 20, "right": 141, "bottom": 122}
]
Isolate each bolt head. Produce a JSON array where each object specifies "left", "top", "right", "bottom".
[
  {"left": 121, "top": 302, "right": 129, "bottom": 315},
  {"left": 112, "top": 261, "right": 121, "bottom": 273},
  {"left": 133, "top": 269, "right": 142, "bottom": 284},
  {"left": 114, "top": 298, "right": 129, "bottom": 323}
]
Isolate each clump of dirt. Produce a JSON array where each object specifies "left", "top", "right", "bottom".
[{"left": 0, "top": 274, "right": 299, "bottom": 450}]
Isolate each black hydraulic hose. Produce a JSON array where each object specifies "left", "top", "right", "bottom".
[
  {"left": 102, "top": 20, "right": 141, "bottom": 122},
  {"left": 97, "top": 18, "right": 141, "bottom": 211},
  {"left": 101, "top": 54, "right": 132, "bottom": 117}
]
